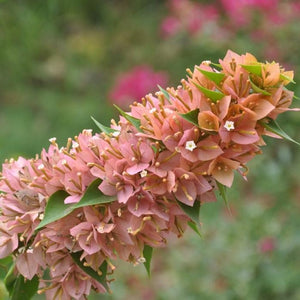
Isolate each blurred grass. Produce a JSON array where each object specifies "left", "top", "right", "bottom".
[{"left": 0, "top": 1, "right": 300, "bottom": 299}]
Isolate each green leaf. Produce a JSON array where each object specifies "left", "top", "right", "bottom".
[
  {"left": 280, "top": 73, "right": 295, "bottom": 84},
  {"left": 113, "top": 105, "right": 142, "bottom": 132},
  {"left": 241, "top": 64, "right": 262, "bottom": 76},
  {"left": 71, "top": 251, "right": 108, "bottom": 290},
  {"left": 158, "top": 85, "right": 171, "bottom": 103},
  {"left": 4, "top": 263, "right": 16, "bottom": 296},
  {"left": 176, "top": 198, "right": 201, "bottom": 224},
  {"left": 143, "top": 245, "right": 153, "bottom": 278},
  {"left": 193, "top": 82, "right": 225, "bottom": 102},
  {"left": 0, "top": 256, "right": 13, "bottom": 280},
  {"left": 10, "top": 275, "right": 39, "bottom": 300},
  {"left": 249, "top": 79, "right": 271, "bottom": 96},
  {"left": 35, "top": 190, "right": 72, "bottom": 230},
  {"left": 197, "top": 68, "right": 225, "bottom": 86},
  {"left": 210, "top": 62, "right": 222, "bottom": 68},
  {"left": 91, "top": 116, "right": 117, "bottom": 135},
  {"left": 260, "top": 119, "right": 300, "bottom": 146},
  {"left": 71, "top": 179, "right": 116, "bottom": 209},
  {"left": 215, "top": 181, "right": 231, "bottom": 212},
  {"left": 187, "top": 221, "right": 203, "bottom": 238},
  {"left": 36, "top": 180, "right": 116, "bottom": 231},
  {"left": 179, "top": 109, "right": 199, "bottom": 127}
]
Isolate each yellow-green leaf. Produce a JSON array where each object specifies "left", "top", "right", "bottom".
[
  {"left": 158, "top": 85, "right": 171, "bottom": 103},
  {"left": 249, "top": 79, "right": 271, "bottom": 96},
  {"left": 114, "top": 105, "right": 142, "bottom": 132},
  {"left": 280, "top": 73, "right": 295, "bottom": 84},
  {"left": 241, "top": 64, "right": 262, "bottom": 76},
  {"left": 193, "top": 82, "right": 225, "bottom": 102},
  {"left": 197, "top": 68, "right": 225, "bottom": 86},
  {"left": 91, "top": 116, "right": 118, "bottom": 135}
]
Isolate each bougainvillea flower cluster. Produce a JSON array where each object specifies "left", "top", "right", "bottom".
[{"left": 0, "top": 51, "right": 298, "bottom": 299}]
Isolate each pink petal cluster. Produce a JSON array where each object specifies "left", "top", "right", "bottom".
[
  {"left": 0, "top": 51, "right": 297, "bottom": 299},
  {"left": 161, "top": 0, "right": 218, "bottom": 38},
  {"left": 109, "top": 65, "right": 168, "bottom": 108},
  {"left": 161, "top": 0, "right": 300, "bottom": 61}
]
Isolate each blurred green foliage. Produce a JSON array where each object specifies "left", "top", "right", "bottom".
[{"left": 0, "top": 0, "right": 299, "bottom": 299}]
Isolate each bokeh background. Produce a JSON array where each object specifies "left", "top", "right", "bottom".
[{"left": 0, "top": 0, "right": 299, "bottom": 299}]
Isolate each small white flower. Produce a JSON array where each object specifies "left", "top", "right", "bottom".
[
  {"left": 49, "top": 137, "right": 56, "bottom": 143},
  {"left": 83, "top": 129, "right": 93, "bottom": 135},
  {"left": 138, "top": 257, "right": 146, "bottom": 263},
  {"left": 97, "top": 224, "right": 105, "bottom": 233},
  {"left": 185, "top": 140, "right": 197, "bottom": 152},
  {"left": 224, "top": 121, "right": 235, "bottom": 131},
  {"left": 140, "top": 170, "right": 148, "bottom": 178},
  {"left": 149, "top": 108, "right": 156, "bottom": 113},
  {"left": 202, "top": 60, "right": 211, "bottom": 65},
  {"left": 38, "top": 164, "right": 45, "bottom": 170},
  {"left": 112, "top": 131, "right": 120, "bottom": 137},
  {"left": 72, "top": 141, "right": 79, "bottom": 148}
]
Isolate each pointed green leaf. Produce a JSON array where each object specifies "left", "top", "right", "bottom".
[
  {"left": 210, "top": 62, "right": 222, "bottom": 68},
  {"left": 71, "top": 179, "right": 116, "bottom": 209},
  {"left": 260, "top": 119, "right": 300, "bottom": 146},
  {"left": 158, "top": 85, "right": 171, "bottom": 103},
  {"left": 0, "top": 256, "right": 13, "bottom": 280},
  {"left": 71, "top": 251, "right": 108, "bottom": 290},
  {"left": 36, "top": 180, "right": 116, "bottom": 231},
  {"left": 215, "top": 181, "right": 231, "bottom": 212},
  {"left": 4, "top": 262, "right": 16, "bottom": 296},
  {"left": 179, "top": 109, "right": 199, "bottom": 127},
  {"left": 143, "top": 245, "right": 153, "bottom": 278},
  {"left": 91, "top": 116, "right": 117, "bottom": 135},
  {"left": 10, "top": 275, "right": 39, "bottom": 300},
  {"left": 113, "top": 105, "right": 142, "bottom": 132},
  {"left": 176, "top": 198, "right": 201, "bottom": 224},
  {"left": 241, "top": 64, "right": 262, "bottom": 76},
  {"left": 293, "top": 94, "right": 300, "bottom": 100},
  {"left": 35, "top": 190, "right": 71, "bottom": 230},
  {"left": 249, "top": 79, "right": 271, "bottom": 96},
  {"left": 187, "top": 221, "right": 203, "bottom": 238},
  {"left": 197, "top": 68, "right": 225, "bottom": 86},
  {"left": 193, "top": 82, "right": 225, "bottom": 102},
  {"left": 280, "top": 73, "right": 295, "bottom": 84}
]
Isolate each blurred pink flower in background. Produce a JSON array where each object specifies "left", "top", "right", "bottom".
[
  {"left": 258, "top": 236, "right": 276, "bottom": 254},
  {"left": 160, "top": 0, "right": 218, "bottom": 38},
  {"left": 161, "top": 0, "right": 300, "bottom": 43},
  {"left": 109, "top": 66, "right": 168, "bottom": 108},
  {"left": 160, "top": 16, "right": 181, "bottom": 37}
]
